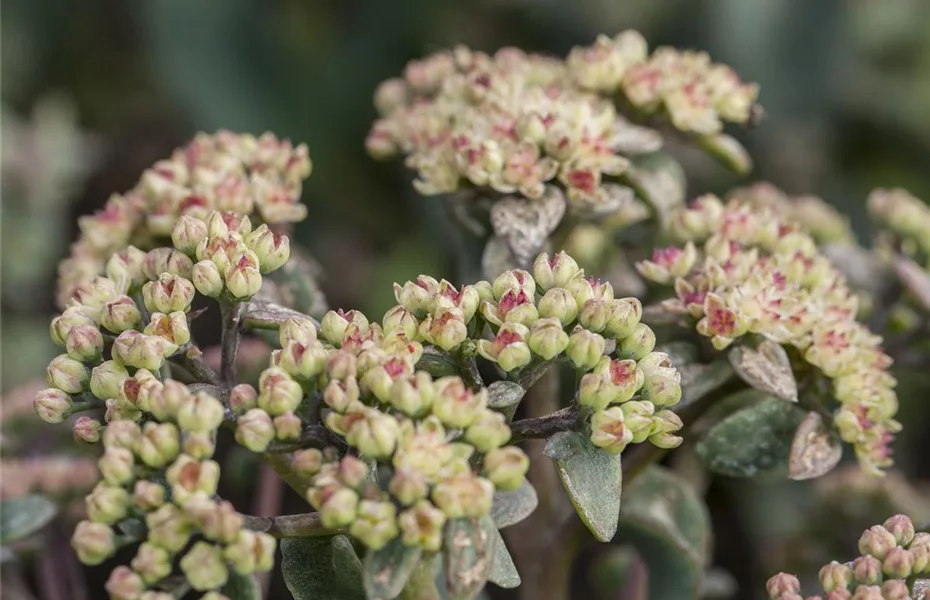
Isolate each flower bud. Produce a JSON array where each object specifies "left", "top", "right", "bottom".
[
  {"left": 133, "top": 480, "right": 166, "bottom": 511},
  {"left": 47, "top": 354, "right": 90, "bottom": 394},
  {"left": 143, "top": 247, "right": 194, "bottom": 281},
  {"left": 533, "top": 252, "right": 582, "bottom": 291},
  {"left": 111, "top": 331, "right": 174, "bottom": 371},
  {"left": 766, "top": 573, "right": 801, "bottom": 598},
  {"left": 99, "top": 296, "right": 142, "bottom": 334},
  {"left": 71, "top": 520, "right": 116, "bottom": 565},
  {"left": 320, "top": 487, "right": 360, "bottom": 528},
  {"left": 34, "top": 388, "right": 72, "bottom": 423},
  {"left": 349, "top": 500, "right": 399, "bottom": 550},
  {"left": 86, "top": 483, "right": 131, "bottom": 524},
  {"left": 852, "top": 555, "right": 882, "bottom": 585},
  {"left": 98, "top": 447, "right": 135, "bottom": 486},
  {"left": 292, "top": 449, "right": 324, "bottom": 477},
  {"left": 105, "top": 566, "right": 144, "bottom": 600},
  {"left": 882, "top": 547, "right": 913, "bottom": 579},
  {"left": 245, "top": 225, "right": 290, "bottom": 273},
  {"left": 229, "top": 383, "right": 258, "bottom": 415},
  {"left": 605, "top": 297, "right": 642, "bottom": 340},
  {"left": 346, "top": 409, "right": 401, "bottom": 459},
  {"left": 257, "top": 368, "right": 304, "bottom": 415},
  {"left": 566, "top": 277, "right": 614, "bottom": 310},
  {"left": 51, "top": 307, "right": 96, "bottom": 346},
  {"left": 465, "top": 409, "right": 512, "bottom": 452},
  {"left": 73, "top": 416, "right": 103, "bottom": 444},
  {"left": 432, "top": 377, "right": 489, "bottom": 429},
  {"left": 182, "top": 431, "right": 216, "bottom": 459},
  {"left": 150, "top": 379, "right": 190, "bottom": 421},
  {"left": 106, "top": 246, "right": 147, "bottom": 292},
  {"left": 225, "top": 252, "right": 263, "bottom": 299},
  {"left": 274, "top": 411, "right": 302, "bottom": 440},
  {"left": 527, "top": 318, "right": 570, "bottom": 360},
  {"left": 431, "top": 474, "right": 494, "bottom": 519},
  {"left": 621, "top": 400, "right": 656, "bottom": 443},
  {"left": 578, "top": 299, "right": 611, "bottom": 333},
  {"left": 184, "top": 495, "right": 243, "bottom": 544},
  {"left": 65, "top": 325, "right": 104, "bottom": 362},
  {"left": 225, "top": 530, "right": 276, "bottom": 574},
  {"left": 171, "top": 215, "right": 209, "bottom": 255},
  {"left": 132, "top": 542, "right": 172, "bottom": 584},
  {"left": 323, "top": 378, "right": 360, "bottom": 413},
  {"left": 279, "top": 316, "right": 318, "bottom": 347},
  {"left": 105, "top": 397, "right": 141, "bottom": 423},
  {"left": 426, "top": 308, "right": 468, "bottom": 351},
  {"left": 146, "top": 504, "right": 191, "bottom": 552},
  {"left": 90, "top": 360, "right": 130, "bottom": 400},
  {"left": 177, "top": 391, "right": 225, "bottom": 432},
  {"left": 142, "top": 273, "right": 196, "bottom": 314},
  {"left": 279, "top": 340, "right": 328, "bottom": 380},
  {"left": 476, "top": 323, "right": 532, "bottom": 372},
  {"left": 393, "top": 279, "right": 433, "bottom": 316},
  {"left": 389, "top": 372, "right": 434, "bottom": 416},
  {"left": 180, "top": 542, "right": 229, "bottom": 591},
  {"left": 192, "top": 260, "right": 224, "bottom": 297},
  {"left": 649, "top": 410, "right": 684, "bottom": 449},
  {"left": 324, "top": 351, "right": 356, "bottom": 382},
  {"left": 166, "top": 455, "right": 221, "bottom": 504},
  {"left": 382, "top": 305, "right": 420, "bottom": 340},
  {"left": 103, "top": 419, "right": 142, "bottom": 450},
  {"left": 618, "top": 323, "right": 657, "bottom": 360},
  {"left": 591, "top": 407, "right": 634, "bottom": 454},
  {"left": 135, "top": 422, "right": 181, "bottom": 468},
  {"left": 144, "top": 311, "right": 191, "bottom": 347},
  {"left": 566, "top": 328, "right": 606, "bottom": 371},
  {"left": 492, "top": 269, "right": 535, "bottom": 301},
  {"left": 819, "top": 561, "right": 853, "bottom": 592},
  {"left": 538, "top": 287, "right": 579, "bottom": 326},
  {"left": 594, "top": 357, "right": 644, "bottom": 404},
  {"left": 880, "top": 580, "right": 910, "bottom": 600},
  {"left": 638, "top": 352, "right": 682, "bottom": 408},
  {"left": 389, "top": 468, "right": 430, "bottom": 506},
  {"left": 235, "top": 409, "right": 275, "bottom": 452},
  {"left": 883, "top": 515, "right": 915, "bottom": 547},
  {"left": 484, "top": 446, "right": 529, "bottom": 491},
  {"left": 399, "top": 500, "right": 447, "bottom": 552},
  {"left": 859, "top": 525, "right": 898, "bottom": 560}
]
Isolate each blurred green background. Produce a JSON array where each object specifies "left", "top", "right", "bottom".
[{"left": 2, "top": 1, "right": 929, "bottom": 598}]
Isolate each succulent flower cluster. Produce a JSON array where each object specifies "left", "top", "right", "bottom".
[
  {"left": 638, "top": 194, "right": 899, "bottom": 475},
  {"left": 766, "top": 514, "right": 930, "bottom": 600},
  {"left": 868, "top": 188, "right": 930, "bottom": 266},
  {"left": 366, "top": 30, "right": 758, "bottom": 206},
  {"left": 57, "top": 131, "right": 310, "bottom": 308}
]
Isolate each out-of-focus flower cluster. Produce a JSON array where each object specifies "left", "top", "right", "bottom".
[
  {"left": 638, "top": 194, "right": 899, "bottom": 475},
  {"left": 868, "top": 188, "right": 930, "bottom": 267},
  {"left": 366, "top": 31, "right": 758, "bottom": 206},
  {"left": 766, "top": 514, "right": 930, "bottom": 600},
  {"left": 57, "top": 131, "right": 310, "bottom": 308},
  {"left": 1, "top": 457, "right": 98, "bottom": 500},
  {"left": 728, "top": 182, "right": 855, "bottom": 245}
]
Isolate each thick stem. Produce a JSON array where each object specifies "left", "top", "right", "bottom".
[
  {"left": 242, "top": 512, "right": 341, "bottom": 538},
  {"left": 170, "top": 344, "right": 222, "bottom": 387},
  {"left": 509, "top": 406, "right": 581, "bottom": 442},
  {"left": 240, "top": 300, "right": 320, "bottom": 331},
  {"left": 220, "top": 302, "right": 242, "bottom": 388},
  {"left": 265, "top": 424, "right": 344, "bottom": 453}
]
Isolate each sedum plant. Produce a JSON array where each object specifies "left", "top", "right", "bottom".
[{"left": 13, "top": 29, "right": 930, "bottom": 600}]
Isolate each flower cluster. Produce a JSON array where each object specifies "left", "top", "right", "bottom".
[
  {"left": 638, "top": 194, "right": 899, "bottom": 475},
  {"left": 728, "top": 182, "right": 855, "bottom": 245},
  {"left": 367, "top": 30, "right": 759, "bottom": 207},
  {"left": 57, "top": 131, "right": 311, "bottom": 308},
  {"left": 766, "top": 514, "right": 929, "bottom": 600},
  {"left": 868, "top": 188, "right": 930, "bottom": 266},
  {"left": 0, "top": 457, "right": 98, "bottom": 499}
]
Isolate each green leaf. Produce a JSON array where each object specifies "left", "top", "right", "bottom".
[
  {"left": 788, "top": 411, "right": 843, "bottom": 480},
  {"left": 487, "top": 381, "right": 525, "bottom": 422},
  {"left": 490, "top": 480, "right": 537, "bottom": 529},
  {"left": 281, "top": 535, "right": 365, "bottom": 600},
  {"left": 487, "top": 527, "right": 520, "bottom": 589},
  {"left": 443, "top": 516, "right": 497, "bottom": 599},
  {"left": 615, "top": 466, "right": 711, "bottom": 600},
  {"left": 364, "top": 537, "right": 423, "bottom": 600},
  {"left": 0, "top": 495, "right": 57, "bottom": 544},
  {"left": 696, "top": 397, "right": 808, "bottom": 478},
  {"left": 222, "top": 570, "right": 261, "bottom": 600},
  {"left": 695, "top": 133, "right": 752, "bottom": 175},
  {"left": 678, "top": 360, "right": 736, "bottom": 409},
  {"left": 418, "top": 347, "right": 460, "bottom": 379},
  {"left": 547, "top": 431, "right": 622, "bottom": 542},
  {"left": 728, "top": 339, "right": 798, "bottom": 402}
]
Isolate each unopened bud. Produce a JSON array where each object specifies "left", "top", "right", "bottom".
[
  {"left": 566, "top": 328, "right": 606, "bottom": 371},
  {"left": 389, "top": 468, "right": 430, "bottom": 506},
  {"left": 103, "top": 419, "right": 142, "bottom": 450},
  {"left": 146, "top": 504, "right": 191, "bottom": 552},
  {"left": 279, "top": 316, "right": 318, "bottom": 346},
  {"left": 86, "top": 483, "right": 131, "bottom": 524},
  {"left": 98, "top": 447, "right": 135, "bottom": 486},
  {"left": 279, "top": 340, "right": 328, "bottom": 380},
  {"left": 538, "top": 288, "right": 579, "bottom": 326},
  {"left": 883, "top": 515, "right": 915, "bottom": 547},
  {"left": 90, "top": 360, "right": 130, "bottom": 401},
  {"left": 320, "top": 487, "right": 360, "bottom": 528},
  {"left": 638, "top": 352, "right": 682, "bottom": 408},
  {"left": 225, "top": 529, "right": 276, "bottom": 574},
  {"left": 105, "top": 566, "right": 144, "bottom": 600},
  {"left": 492, "top": 269, "right": 535, "bottom": 301},
  {"left": 389, "top": 372, "right": 434, "bottom": 417},
  {"left": 135, "top": 422, "right": 181, "bottom": 468},
  {"left": 852, "top": 555, "right": 883, "bottom": 585},
  {"left": 349, "top": 500, "right": 399, "bottom": 550},
  {"left": 382, "top": 305, "right": 420, "bottom": 340},
  {"left": 292, "top": 448, "right": 324, "bottom": 477},
  {"left": 184, "top": 495, "right": 243, "bottom": 544},
  {"left": 65, "top": 325, "right": 104, "bottom": 362},
  {"left": 225, "top": 252, "right": 263, "bottom": 299},
  {"left": 323, "top": 378, "right": 360, "bottom": 413},
  {"left": 166, "top": 455, "right": 220, "bottom": 504},
  {"left": 591, "top": 407, "right": 634, "bottom": 454},
  {"left": 144, "top": 311, "right": 191, "bottom": 347},
  {"left": 766, "top": 573, "right": 801, "bottom": 598},
  {"left": 229, "top": 383, "right": 258, "bottom": 415},
  {"left": 621, "top": 400, "right": 656, "bottom": 443},
  {"left": 171, "top": 215, "right": 209, "bottom": 255},
  {"left": 73, "top": 416, "right": 103, "bottom": 443},
  {"left": 47, "top": 354, "right": 90, "bottom": 394},
  {"left": 484, "top": 446, "right": 529, "bottom": 491},
  {"left": 326, "top": 350, "right": 357, "bottom": 381},
  {"left": 880, "top": 580, "right": 910, "bottom": 600},
  {"left": 593, "top": 357, "right": 644, "bottom": 404},
  {"left": 132, "top": 542, "right": 172, "bottom": 584},
  {"left": 142, "top": 273, "right": 195, "bottom": 314},
  {"left": 859, "top": 525, "right": 898, "bottom": 560},
  {"left": 99, "top": 296, "right": 142, "bottom": 334},
  {"left": 150, "top": 379, "right": 189, "bottom": 421},
  {"left": 71, "top": 520, "right": 116, "bottom": 565},
  {"left": 431, "top": 474, "right": 494, "bottom": 519},
  {"left": 649, "top": 410, "right": 684, "bottom": 449},
  {"left": 176, "top": 391, "right": 225, "bottom": 433},
  {"left": 257, "top": 367, "right": 304, "bottom": 415},
  {"left": 533, "top": 252, "right": 582, "bottom": 291},
  {"left": 605, "top": 297, "right": 642, "bottom": 340},
  {"left": 432, "top": 377, "right": 488, "bottom": 429},
  {"left": 399, "top": 500, "right": 447, "bottom": 552},
  {"left": 527, "top": 318, "right": 570, "bottom": 360},
  {"left": 182, "top": 431, "right": 216, "bottom": 459},
  {"left": 235, "top": 409, "right": 275, "bottom": 452},
  {"left": 192, "top": 260, "right": 224, "bottom": 297},
  {"left": 274, "top": 411, "right": 303, "bottom": 440},
  {"left": 347, "top": 410, "right": 400, "bottom": 459},
  {"left": 180, "top": 542, "right": 229, "bottom": 591},
  {"left": 465, "top": 409, "right": 512, "bottom": 452},
  {"left": 245, "top": 225, "right": 290, "bottom": 273},
  {"left": 819, "top": 561, "right": 853, "bottom": 592},
  {"left": 133, "top": 480, "right": 166, "bottom": 511},
  {"left": 882, "top": 547, "right": 914, "bottom": 579},
  {"left": 475, "top": 323, "right": 532, "bottom": 372},
  {"left": 578, "top": 299, "right": 611, "bottom": 333},
  {"left": 618, "top": 323, "right": 657, "bottom": 360},
  {"left": 34, "top": 388, "right": 72, "bottom": 423},
  {"left": 143, "top": 247, "right": 193, "bottom": 281},
  {"left": 51, "top": 307, "right": 96, "bottom": 346}
]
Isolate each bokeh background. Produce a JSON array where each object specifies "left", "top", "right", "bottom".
[{"left": 2, "top": 1, "right": 929, "bottom": 598}]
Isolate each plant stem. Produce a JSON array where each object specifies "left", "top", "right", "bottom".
[
  {"left": 265, "top": 425, "right": 345, "bottom": 453},
  {"left": 240, "top": 300, "right": 320, "bottom": 331},
  {"left": 170, "top": 344, "right": 222, "bottom": 387},
  {"left": 509, "top": 406, "right": 581, "bottom": 442},
  {"left": 220, "top": 301, "right": 242, "bottom": 388},
  {"left": 242, "top": 512, "right": 341, "bottom": 538}
]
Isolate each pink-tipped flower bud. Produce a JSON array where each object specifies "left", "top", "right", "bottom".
[
  {"left": 323, "top": 378, "right": 360, "bottom": 413},
  {"left": 326, "top": 350, "right": 357, "bottom": 381},
  {"left": 566, "top": 328, "right": 606, "bottom": 371},
  {"left": 180, "top": 542, "right": 229, "bottom": 591},
  {"left": 852, "top": 555, "right": 883, "bottom": 585},
  {"left": 911, "top": 535, "right": 930, "bottom": 574},
  {"left": 279, "top": 316, "right": 318, "bottom": 347},
  {"left": 399, "top": 501, "right": 447, "bottom": 552},
  {"left": 389, "top": 372, "right": 434, "bottom": 417},
  {"left": 492, "top": 269, "right": 536, "bottom": 301},
  {"left": 649, "top": 410, "right": 684, "bottom": 449},
  {"left": 131, "top": 542, "right": 172, "bottom": 584},
  {"left": 819, "top": 561, "right": 853, "bottom": 592},
  {"left": 346, "top": 409, "right": 401, "bottom": 459},
  {"left": 34, "top": 388, "right": 72, "bottom": 423},
  {"left": 881, "top": 547, "right": 914, "bottom": 579},
  {"left": 150, "top": 379, "right": 189, "bottom": 421},
  {"left": 431, "top": 377, "right": 489, "bottom": 429},
  {"left": 320, "top": 309, "right": 369, "bottom": 346},
  {"left": 73, "top": 416, "right": 103, "bottom": 444},
  {"left": 245, "top": 224, "right": 290, "bottom": 274},
  {"left": 618, "top": 323, "right": 657, "bottom": 360},
  {"left": 105, "top": 566, "right": 145, "bottom": 600},
  {"left": 336, "top": 456, "right": 369, "bottom": 490},
  {"left": 465, "top": 409, "right": 512, "bottom": 452},
  {"left": 593, "top": 357, "right": 645, "bottom": 404},
  {"left": 476, "top": 323, "right": 532, "bottom": 372},
  {"left": 146, "top": 504, "right": 192, "bottom": 552},
  {"left": 166, "top": 455, "right": 220, "bottom": 504},
  {"left": 621, "top": 400, "right": 656, "bottom": 443},
  {"left": 177, "top": 391, "right": 225, "bottom": 432},
  {"left": 883, "top": 515, "right": 915, "bottom": 547},
  {"left": 579, "top": 373, "right": 615, "bottom": 412},
  {"left": 171, "top": 215, "right": 209, "bottom": 256},
  {"left": 65, "top": 324, "right": 104, "bottom": 362},
  {"left": 103, "top": 419, "right": 141, "bottom": 450},
  {"left": 225, "top": 530, "right": 276, "bottom": 575},
  {"left": 98, "top": 446, "right": 135, "bottom": 486},
  {"left": 605, "top": 297, "right": 642, "bottom": 340},
  {"left": 182, "top": 430, "right": 216, "bottom": 459},
  {"left": 85, "top": 483, "right": 131, "bottom": 524},
  {"left": 533, "top": 251, "right": 582, "bottom": 291},
  {"left": 382, "top": 305, "right": 420, "bottom": 341},
  {"left": 90, "top": 360, "right": 130, "bottom": 400},
  {"left": 50, "top": 306, "right": 96, "bottom": 346},
  {"left": 133, "top": 480, "right": 166, "bottom": 512},
  {"left": 224, "top": 252, "right": 263, "bottom": 299},
  {"left": 184, "top": 495, "right": 243, "bottom": 544},
  {"left": 279, "top": 340, "right": 328, "bottom": 380},
  {"left": 566, "top": 277, "right": 614, "bottom": 311},
  {"left": 111, "top": 331, "right": 175, "bottom": 371},
  {"left": 766, "top": 573, "right": 801, "bottom": 599},
  {"left": 229, "top": 383, "right": 258, "bottom": 415},
  {"left": 591, "top": 407, "right": 634, "bottom": 454},
  {"left": 192, "top": 259, "right": 224, "bottom": 297},
  {"left": 46, "top": 354, "right": 90, "bottom": 394},
  {"left": 426, "top": 307, "right": 468, "bottom": 351},
  {"left": 257, "top": 367, "right": 304, "bottom": 415},
  {"left": 106, "top": 246, "right": 147, "bottom": 292},
  {"left": 71, "top": 520, "right": 116, "bottom": 565},
  {"left": 292, "top": 448, "right": 324, "bottom": 477},
  {"left": 484, "top": 446, "right": 529, "bottom": 491},
  {"left": 880, "top": 580, "right": 910, "bottom": 600},
  {"left": 538, "top": 287, "right": 579, "bottom": 326},
  {"left": 431, "top": 474, "right": 494, "bottom": 519},
  {"left": 135, "top": 422, "right": 181, "bottom": 468},
  {"left": 527, "top": 317, "right": 570, "bottom": 360},
  {"left": 389, "top": 468, "right": 430, "bottom": 506},
  {"left": 638, "top": 352, "right": 682, "bottom": 408},
  {"left": 578, "top": 299, "right": 611, "bottom": 333},
  {"left": 99, "top": 296, "right": 142, "bottom": 334},
  {"left": 235, "top": 408, "right": 275, "bottom": 452},
  {"left": 142, "top": 273, "right": 195, "bottom": 314},
  {"left": 349, "top": 500, "right": 399, "bottom": 550},
  {"left": 859, "top": 525, "right": 898, "bottom": 560},
  {"left": 144, "top": 311, "right": 191, "bottom": 347},
  {"left": 393, "top": 279, "right": 433, "bottom": 316},
  {"left": 320, "top": 487, "right": 360, "bottom": 528},
  {"left": 274, "top": 411, "right": 303, "bottom": 440}
]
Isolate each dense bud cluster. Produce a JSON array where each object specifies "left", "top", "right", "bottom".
[
  {"left": 766, "top": 514, "right": 929, "bottom": 600},
  {"left": 366, "top": 30, "right": 758, "bottom": 206},
  {"left": 868, "top": 188, "right": 930, "bottom": 266},
  {"left": 637, "top": 194, "right": 900, "bottom": 475},
  {"left": 57, "top": 131, "right": 311, "bottom": 307},
  {"left": 728, "top": 183, "right": 855, "bottom": 245}
]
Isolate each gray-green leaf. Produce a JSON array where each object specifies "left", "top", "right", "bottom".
[
  {"left": 490, "top": 480, "right": 538, "bottom": 529},
  {"left": 487, "top": 527, "right": 520, "bottom": 589},
  {"left": 615, "top": 466, "right": 711, "bottom": 600},
  {"left": 788, "top": 411, "right": 842, "bottom": 481},
  {"left": 418, "top": 347, "right": 460, "bottom": 379},
  {"left": 281, "top": 535, "right": 365, "bottom": 600},
  {"left": 443, "top": 516, "right": 497, "bottom": 600},
  {"left": 728, "top": 339, "right": 798, "bottom": 403},
  {"left": 222, "top": 571, "right": 261, "bottom": 600},
  {"left": 0, "top": 495, "right": 57, "bottom": 544},
  {"left": 548, "top": 431, "right": 622, "bottom": 542},
  {"left": 364, "top": 537, "right": 423, "bottom": 600},
  {"left": 696, "top": 397, "right": 808, "bottom": 478},
  {"left": 695, "top": 133, "right": 752, "bottom": 175},
  {"left": 487, "top": 381, "right": 525, "bottom": 422}
]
